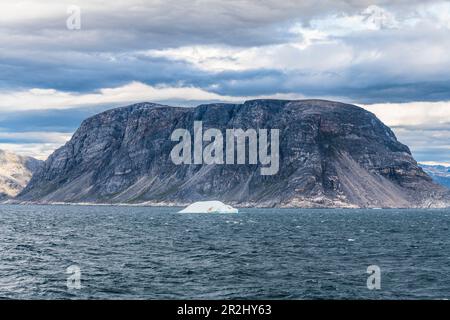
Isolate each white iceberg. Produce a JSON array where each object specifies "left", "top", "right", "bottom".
[{"left": 178, "top": 201, "right": 238, "bottom": 214}]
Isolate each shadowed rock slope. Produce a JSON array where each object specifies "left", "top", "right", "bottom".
[{"left": 17, "top": 100, "right": 450, "bottom": 208}]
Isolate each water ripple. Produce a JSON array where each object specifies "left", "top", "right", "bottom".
[{"left": 0, "top": 205, "right": 449, "bottom": 299}]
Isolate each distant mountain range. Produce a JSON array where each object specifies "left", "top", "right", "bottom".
[
  {"left": 419, "top": 164, "right": 450, "bottom": 189},
  {"left": 15, "top": 99, "right": 450, "bottom": 208},
  {"left": 0, "top": 149, "right": 42, "bottom": 200}
]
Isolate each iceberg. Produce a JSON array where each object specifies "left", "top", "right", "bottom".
[{"left": 178, "top": 201, "right": 238, "bottom": 214}]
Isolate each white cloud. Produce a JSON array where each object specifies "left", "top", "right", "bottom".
[
  {"left": 0, "top": 131, "right": 72, "bottom": 160},
  {"left": 144, "top": 40, "right": 354, "bottom": 73},
  {"left": 0, "top": 142, "right": 66, "bottom": 160},
  {"left": 361, "top": 101, "right": 450, "bottom": 128},
  {"left": 419, "top": 161, "right": 450, "bottom": 167},
  {"left": 2, "top": 80, "right": 450, "bottom": 127},
  {"left": 360, "top": 101, "right": 450, "bottom": 163},
  {"left": 298, "top": 4, "right": 399, "bottom": 37},
  {"left": 0, "top": 81, "right": 308, "bottom": 111},
  {"left": 0, "top": 131, "right": 72, "bottom": 143},
  {"left": 142, "top": 3, "right": 450, "bottom": 81},
  {"left": 0, "top": 82, "right": 239, "bottom": 111},
  {"left": 418, "top": 1, "right": 450, "bottom": 29},
  {"left": 0, "top": 0, "right": 66, "bottom": 23}
]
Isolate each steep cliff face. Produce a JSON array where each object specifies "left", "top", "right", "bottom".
[
  {"left": 17, "top": 99, "right": 450, "bottom": 208},
  {"left": 0, "top": 149, "right": 43, "bottom": 199}
]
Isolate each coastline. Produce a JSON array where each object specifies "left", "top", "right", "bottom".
[{"left": 2, "top": 199, "right": 450, "bottom": 209}]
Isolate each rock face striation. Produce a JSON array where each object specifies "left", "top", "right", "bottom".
[
  {"left": 0, "top": 149, "right": 43, "bottom": 200},
  {"left": 17, "top": 99, "right": 450, "bottom": 208}
]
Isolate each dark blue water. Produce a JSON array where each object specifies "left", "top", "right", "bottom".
[{"left": 0, "top": 204, "right": 449, "bottom": 299}]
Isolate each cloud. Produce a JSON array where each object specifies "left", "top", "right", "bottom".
[
  {"left": 420, "top": 161, "right": 450, "bottom": 167},
  {"left": 362, "top": 101, "right": 450, "bottom": 128},
  {"left": 0, "top": 143, "right": 65, "bottom": 160},
  {"left": 0, "top": 81, "right": 312, "bottom": 112},
  {"left": 0, "top": 0, "right": 317, "bottom": 50},
  {"left": 0, "top": 82, "right": 241, "bottom": 111},
  {"left": 360, "top": 101, "right": 450, "bottom": 163},
  {"left": 0, "top": 131, "right": 72, "bottom": 144},
  {"left": 2, "top": 1, "right": 450, "bottom": 103},
  {"left": 142, "top": 2, "right": 450, "bottom": 102},
  {"left": 0, "top": 131, "right": 71, "bottom": 160},
  {"left": 143, "top": 41, "right": 353, "bottom": 73},
  {"left": 388, "top": 127, "right": 450, "bottom": 164}
]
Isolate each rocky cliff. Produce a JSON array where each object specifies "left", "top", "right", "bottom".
[
  {"left": 0, "top": 149, "right": 43, "bottom": 200},
  {"left": 17, "top": 100, "right": 450, "bottom": 208}
]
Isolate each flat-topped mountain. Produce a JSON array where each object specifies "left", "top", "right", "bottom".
[{"left": 17, "top": 99, "right": 450, "bottom": 208}]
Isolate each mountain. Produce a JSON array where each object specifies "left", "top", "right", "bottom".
[
  {"left": 17, "top": 99, "right": 450, "bottom": 208},
  {"left": 0, "top": 149, "right": 43, "bottom": 200},
  {"left": 419, "top": 164, "right": 450, "bottom": 189}
]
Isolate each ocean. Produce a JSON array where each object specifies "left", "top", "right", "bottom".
[{"left": 0, "top": 204, "right": 449, "bottom": 299}]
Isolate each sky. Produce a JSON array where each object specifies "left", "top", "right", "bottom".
[{"left": 1, "top": 0, "right": 450, "bottom": 164}]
